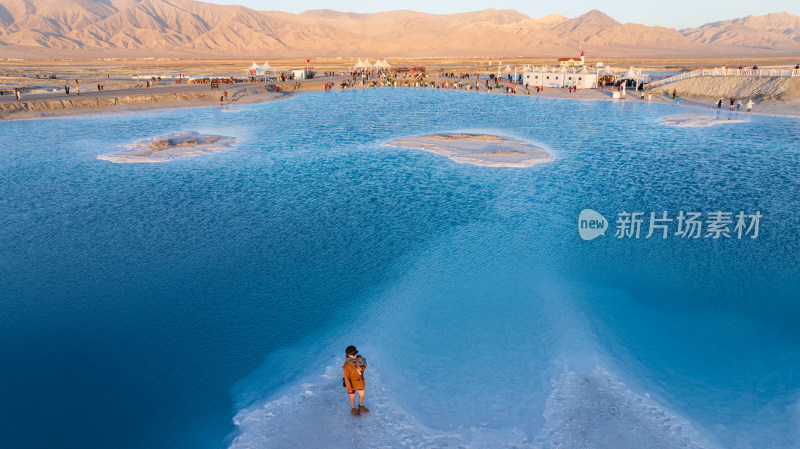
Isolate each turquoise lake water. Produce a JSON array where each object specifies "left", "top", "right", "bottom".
[{"left": 1, "top": 89, "right": 799, "bottom": 449}]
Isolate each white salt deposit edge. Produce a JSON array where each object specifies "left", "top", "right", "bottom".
[
  {"left": 230, "top": 361, "right": 530, "bottom": 449},
  {"left": 228, "top": 357, "right": 721, "bottom": 449}
]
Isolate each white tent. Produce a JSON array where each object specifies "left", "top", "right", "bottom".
[
  {"left": 354, "top": 58, "right": 377, "bottom": 71},
  {"left": 247, "top": 60, "right": 276, "bottom": 75},
  {"left": 619, "top": 66, "right": 643, "bottom": 80},
  {"left": 598, "top": 66, "right": 616, "bottom": 77},
  {"left": 371, "top": 59, "right": 391, "bottom": 70},
  {"left": 619, "top": 66, "right": 643, "bottom": 91}
]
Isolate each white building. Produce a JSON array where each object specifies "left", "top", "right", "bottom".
[
  {"left": 522, "top": 67, "right": 597, "bottom": 89},
  {"left": 292, "top": 69, "right": 316, "bottom": 80},
  {"left": 557, "top": 50, "right": 585, "bottom": 68}
]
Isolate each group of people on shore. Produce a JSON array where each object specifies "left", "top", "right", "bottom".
[
  {"left": 716, "top": 96, "right": 754, "bottom": 112},
  {"left": 63, "top": 80, "right": 80, "bottom": 95},
  {"left": 666, "top": 88, "right": 754, "bottom": 111}
]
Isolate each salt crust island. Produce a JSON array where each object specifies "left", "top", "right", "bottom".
[
  {"left": 98, "top": 131, "right": 238, "bottom": 163},
  {"left": 660, "top": 113, "right": 747, "bottom": 127},
  {"left": 385, "top": 133, "right": 553, "bottom": 167}
]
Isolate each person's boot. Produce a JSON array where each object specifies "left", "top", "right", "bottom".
[
  {"left": 350, "top": 407, "right": 361, "bottom": 417},
  {"left": 358, "top": 405, "right": 370, "bottom": 414}
]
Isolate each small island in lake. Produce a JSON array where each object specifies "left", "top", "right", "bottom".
[
  {"left": 384, "top": 133, "right": 552, "bottom": 168},
  {"left": 98, "top": 131, "right": 238, "bottom": 163},
  {"left": 661, "top": 114, "right": 746, "bottom": 127}
]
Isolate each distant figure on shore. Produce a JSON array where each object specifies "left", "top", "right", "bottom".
[
  {"left": 15, "top": 88, "right": 21, "bottom": 102},
  {"left": 729, "top": 97, "right": 735, "bottom": 111},
  {"left": 672, "top": 89, "right": 677, "bottom": 99},
  {"left": 717, "top": 98, "right": 723, "bottom": 109},
  {"left": 343, "top": 345, "right": 369, "bottom": 417},
  {"left": 219, "top": 95, "right": 224, "bottom": 106},
  {"left": 76, "top": 82, "right": 80, "bottom": 96},
  {"left": 65, "top": 82, "right": 70, "bottom": 95},
  {"left": 676, "top": 96, "right": 681, "bottom": 103},
  {"left": 746, "top": 99, "right": 754, "bottom": 112},
  {"left": 736, "top": 98, "right": 742, "bottom": 111},
  {"left": 648, "top": 92, "right": 652, "bottom": 102}
]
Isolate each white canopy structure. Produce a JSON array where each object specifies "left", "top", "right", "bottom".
[
  {"left": 372, "top": 59, "right": 391, "bottom": 70},
  {"left": 618, "top": 66, "right": 644, "bottom": 92},
  {"left": 353, "top": 58, "right": 393, "bottom": 72},
  {"left": 246, "top": 60, "right": 276, "bottom": 75},
  {"left": 598, "top": 66, "right": 616, "bottom": 77},
  {"left": 619, "top": 66, "right": 643, "bottom": 80},
  {"left": 353, "top": 58, "right": 378, "bottom": 71}
]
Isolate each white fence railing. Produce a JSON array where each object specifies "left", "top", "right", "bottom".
[{"left": 645, "top": 68, "right": 800, "bottom": 89}]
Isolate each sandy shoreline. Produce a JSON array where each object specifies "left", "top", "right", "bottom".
[
  {"left": 1, "top": 68, "right": 798, "bottom": 121},
  {"left": 0, "top": 82, "right": 297, "bottom": 120}
]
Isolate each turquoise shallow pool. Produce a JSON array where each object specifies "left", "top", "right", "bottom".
[{"left": 1, "top": 89, "right": 799, "bottom": 449}]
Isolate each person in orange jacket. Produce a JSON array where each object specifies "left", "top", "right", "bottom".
[{"left": 343, "top": 345, "right": 369, "bottom": 416}]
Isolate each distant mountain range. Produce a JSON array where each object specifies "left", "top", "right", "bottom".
[{"left": 0, "top": 0, "right": 798, "bottom": 59}]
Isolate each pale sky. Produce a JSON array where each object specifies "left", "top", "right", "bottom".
[{"left": 205, "top": 0, "right": 798, "bottom": 29}]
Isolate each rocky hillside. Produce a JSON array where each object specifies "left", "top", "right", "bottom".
[{"left": 0, "top": 0, "right": 798, "bottom": 59}]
